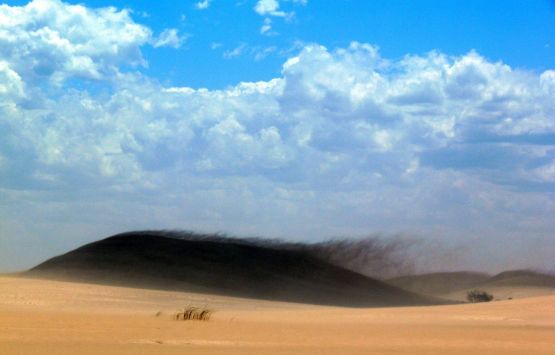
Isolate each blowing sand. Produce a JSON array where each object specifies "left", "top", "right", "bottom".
[{"left": 0, "top": 275, "right": 554, "bottom": 354}]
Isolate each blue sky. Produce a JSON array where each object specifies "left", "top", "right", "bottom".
[
  {"left": 1, "top": 0, "right": 555, "bottom": 272},
  {"left": 145, "top": 0, "right": 555, "bottom": 88}
]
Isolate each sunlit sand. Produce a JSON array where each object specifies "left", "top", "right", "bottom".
[{"left": 1, "top": 275, "right": 553, "bottom": 354}]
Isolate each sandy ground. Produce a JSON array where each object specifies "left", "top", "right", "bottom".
[{"left": 0, "top": 275, "right": 554, "bottom": 354}]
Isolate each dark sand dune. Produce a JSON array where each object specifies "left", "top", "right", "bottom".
[
  {"left": 386, "top": 271, "right": 491, "bottom": 295},
  {"left": 27, "top": 231, "right": 438, "bottom": 307}
]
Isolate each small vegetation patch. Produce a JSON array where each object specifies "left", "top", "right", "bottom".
[
  {"left": 175, "top": 306, "right": 212, "bottom": 321},
  {"left": 466, "top": 289, "right": 494, "bottom": 303}
]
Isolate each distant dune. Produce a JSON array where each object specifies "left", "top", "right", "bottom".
[
  {"left": 386, "top": 269, "right": 555, "bottom": 300},
  {"left": 27, "top": 231, "right": 438, "bottom": 307},
  {"left": 484, "top": 270, "right": 555, "bottom": 288},
  {"left": 386, "top": 271, "right": 491, "bottom": 296}
]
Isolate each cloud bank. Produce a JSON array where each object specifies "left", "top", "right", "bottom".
[
  {"left": 0, "top": 0, "right": 182, "bottom": 83},
  {"left": 1, "top": 0, "right": 554, "bottom": 272}
]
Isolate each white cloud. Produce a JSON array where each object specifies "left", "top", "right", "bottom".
[
  {"left": 260, "top": 17, "right": 273, "bottom": 35},
  {"left": 223, "top": 43, "right": 247, "bottom": 59},
  {"left": 540, "top": 70, "right": 555, "bottom": 94},
  {"left": 0, "top": 0, "right": 152, "bottom": 83},
  {"left": 0, "top": 2, "right": 554, "bottom": 272},
  {"left": 152, "top": 28, "right": 185, "bottom": 49},
  {"left": 3, "top": 41, "right": 554, "bottom": 203},
  {"left": 0, "top": 60, "right": 25, "bottom": 102},
  {"left": 220, "top": 44, "right": 277, "bottom": 61},
  {"left": 254, "top": 0, "right": 286, "bottom": 17},
  {"left": 254, "top": 46, "right": 277, "bottom": 61},
  {"left": 195, "top": 0, "right": 211, "bottom": 10},
  {"left": 0, "top": 0, "right": 183, "bottom": 85},
  {"left": 254, "top": 0, "right": 305, "bottom": 36}
]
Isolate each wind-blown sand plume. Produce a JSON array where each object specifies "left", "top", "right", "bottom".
[{"left": 0, "top": 275, "right": 554, "bottom": 354}]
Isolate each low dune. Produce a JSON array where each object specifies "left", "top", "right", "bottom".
[
  {"left": 443, "top": 270, "right": 555, "bottom": 301},
  {"left": 386, "top": 270, "right": 555, "bottom": 301},
  {"left": 442, "top": 285, "right": 555, "bottom": 302},
  {"left": 1, "top": 275, "right": 554, "bottom": 354},
  {"left": 27, "top": 231, "right": 437, "bottom": 307},
  {"left": 485, "top": 270, "right": 555, "bottom": 288},
  {"left": 387, "top": 271, "right": 491, "bottom": 295}
]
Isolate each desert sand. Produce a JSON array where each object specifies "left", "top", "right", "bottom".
[{"left": 1, "top": 275, "right": 554, "bottom": 354}]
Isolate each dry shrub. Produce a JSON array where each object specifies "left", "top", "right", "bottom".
[
  {"left": 175, "top": 306, "right": 212, "bottom": 321},
  {"left": 466, "top": 289, "right": 494, "bottom": 303}
]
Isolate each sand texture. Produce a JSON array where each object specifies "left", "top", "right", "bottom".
[{"left": 1, "top": 275, "right": 554, "bottom": 354}]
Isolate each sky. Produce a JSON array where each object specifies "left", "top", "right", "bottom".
[{"left": 1, "top": 0, "right": 555, "bottom": 273}]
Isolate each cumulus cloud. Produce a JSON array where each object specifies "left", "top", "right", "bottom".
[
  {"left": 0, "top": 0, "right": 181, "bottom": 85},
  {"left": 0, "top": 0, "right": 151, "bottom": 83},
  {"left": 0, "top": 61, "right": 25, "bottom": 104},
  {"left": 1, "top": 1, "right": 554, "bottom": 272},
  {"left": 3, "top": 40, "right": 554, "bottom": 206}
]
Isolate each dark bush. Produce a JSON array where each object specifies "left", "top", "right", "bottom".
[
  {"left": 466, "top": 289, "right": 494, "bottom": 303},
  {"left": 175, "top": 306, "right": 212, "bottom": 321}
]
